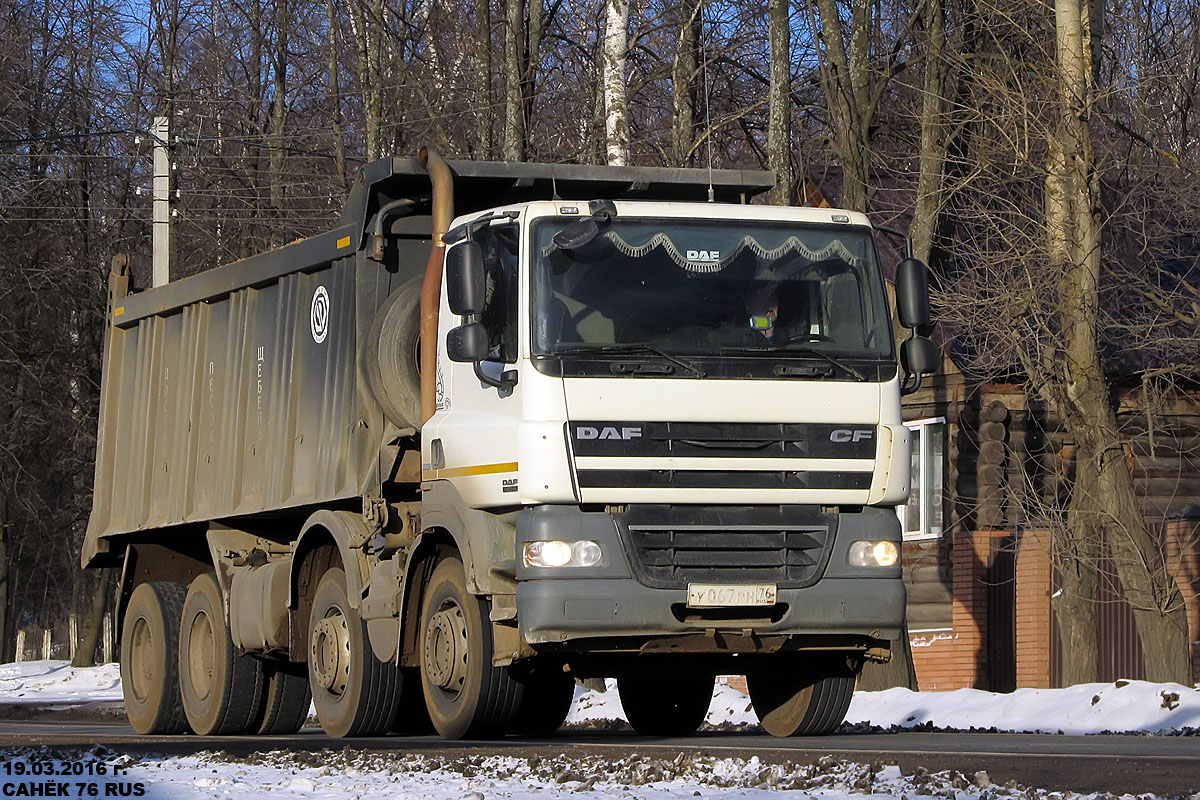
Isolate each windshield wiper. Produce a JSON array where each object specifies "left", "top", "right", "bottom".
[
  {"left": 717, "top": 345, "right": 868, "bottom": 381},
  {"left": 554, "top": 344, "right": 707, "bottom": 378}
]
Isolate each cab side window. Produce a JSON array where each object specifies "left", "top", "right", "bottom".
[{"left": 476, "top": 224, "right": 518, "bottom": 363}]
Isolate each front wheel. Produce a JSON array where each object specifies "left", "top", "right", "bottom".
[
  {"left": 617, "top": 672, "right": 713, "bottom": 736},
  {"left": 746, "top": 655, "right": 858, "bottom": 736},
  {"left": 419, "top": 557, "right": 523, "bottom": 739},
  {"left": 307, "top": 567, "right": 401, "bottom": 737}
]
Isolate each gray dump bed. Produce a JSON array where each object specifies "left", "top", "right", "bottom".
[{"left": 83, "top": 157, "right": 773, "bottom": 568}]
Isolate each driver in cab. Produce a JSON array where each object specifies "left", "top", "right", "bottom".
[{"left": 715, "top": 282, "right": 794, "bottom": 348}]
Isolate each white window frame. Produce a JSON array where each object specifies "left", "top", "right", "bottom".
[{"left": 899, "top": 417, "right": 946, "bottom": 541}]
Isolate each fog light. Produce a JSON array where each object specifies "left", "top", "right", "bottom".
[
  {"left": 849, "top": 540, "right": 900, "bottom": 567},
  {"left": 523, "top": 540, "right": 603, "bottom": 568}
]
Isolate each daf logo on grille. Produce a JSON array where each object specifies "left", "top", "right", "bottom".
[
  {"left": 577, "top": 426, "right": 642, "bottom": 440},
  {"left": 830, "top": 428, "right": 874, "bottom": 443}
]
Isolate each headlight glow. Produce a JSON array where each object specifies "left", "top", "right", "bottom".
[
  {"left": 523, "top": 540, "right": 603, "bottom": 568},
  {"left": 849, "top": 540, "right": 900, "bottom": 567}
]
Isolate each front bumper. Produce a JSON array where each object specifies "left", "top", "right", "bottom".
[{"left": 516, "top": 575, "right": 905, "bottom": 647}]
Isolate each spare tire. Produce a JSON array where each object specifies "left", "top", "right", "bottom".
[{"left": 365, "top": 278, "right": 423, "bottom": 429}]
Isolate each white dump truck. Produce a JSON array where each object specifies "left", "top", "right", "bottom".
[{"left": 83, "top": 151, "right": 937, "bottom": 740}]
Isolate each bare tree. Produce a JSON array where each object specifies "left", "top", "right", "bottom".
[{"left": 602, "top": 0, "right": 631, "bottom": 165}]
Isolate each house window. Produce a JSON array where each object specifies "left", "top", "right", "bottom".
[{"left": 900, "top": 418, "right": 945, "bottom": 540}]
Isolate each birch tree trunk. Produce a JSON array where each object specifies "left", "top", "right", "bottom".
[
  {"left": 502, "top": 0, "right": 526, "bottom": 160},
  {"left": 602, "top": 0, "right": 631, "bottom": 166},
  {"left": 767, "top": 0, "right": 791, "bottom": 204},
  {"left": 348, "top": 0, "right": 383, "bottom": 160},
  {"left": 670, "top": 0, "right": 700, "bottom": 167},
  {"left": 326, "top": 0, "right": 348, "bottom": 190},
  {"left": 1044, "top": 0, "right": 1190, "bottom": 684},
  {"left": 268, "top": 0, "right": 288, "bottom": 244}
]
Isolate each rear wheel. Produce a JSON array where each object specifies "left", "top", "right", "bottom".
[
  {"left": 747, "top": 655, "right": 858, "bottom": 736},
  {"left": 617, "top": 672, "right": 713, "bottom": 736},
  {"left": 179, "top": 573, "right": 266, "bottom": 735},
  {"left": 256, "top": 660, "right": 312, "bottom": 735},
  {"left": 121, "top": 582, "right": 189, "bottom": 734},
  {"left": 307, "top": 567, "right": 401, "bottom": 737},
  {"left": 419, "top": 557, "right": 522, "bottom": 739}
]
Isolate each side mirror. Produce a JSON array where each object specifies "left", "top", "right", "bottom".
[
  {"left": 446, "top": 242, "right": 485, "bottom": 315},
  {"left": 895, "top": 258, "right": 931, "bottom": 329},
  {"left": 446, "top": 322, "right": 488, "bottom": 363},
  {"left": 901, "top": 335, "right": 940, "bottom": 376}
]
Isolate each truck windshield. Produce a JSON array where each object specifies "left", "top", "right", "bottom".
[{"left": 531, "top": 218, "right": 894, "bottom": 364}]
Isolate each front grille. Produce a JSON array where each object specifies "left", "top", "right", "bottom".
[
  {"left": 624, "top": 524, "right": 832, "bottom": 589},
  {"left": 578, "top": 470, "right": 871, "bottom": 490}
]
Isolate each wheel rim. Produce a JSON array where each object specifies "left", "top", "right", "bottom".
[
  {"left": 311, "top": 610, "right": 351, "bottom": 696},
  {"left": 424, "top": 599, "right": 468, "bottom": 695},
  {"left": 186, "top": 610, "right": 216, "bottom": 701},
  {"left": 128, "top": 617, "right": 153, "bottom": 704}
]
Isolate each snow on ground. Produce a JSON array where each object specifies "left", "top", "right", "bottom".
[
  {"left": 0, "top": 745, "right": 1162, "bottom": 800},
  {"left": 3, "top": 661, "right": 1200, "bottom": 736},
  {"left": 0, "top": 660, "right": 122, "bottom": 704},
  {"left": 566, "top": 676, "right": 1200, "bottom": 735},
  {"left": 842, "top": 680, "right": 1200, "bottom": 735}
]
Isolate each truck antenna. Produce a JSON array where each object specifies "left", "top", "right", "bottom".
[{"left": 551, "top": 166, "right": 561, "bottom": 201}]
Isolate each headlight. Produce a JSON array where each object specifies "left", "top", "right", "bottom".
[
  {"left": 523, "top": 540, "right": 603, "bottom": 568},
  {"left": 848, "top": 540, "right": 899, "bottom": 567}
]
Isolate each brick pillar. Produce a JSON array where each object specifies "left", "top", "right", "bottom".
[
  {"left": 952, "top": 529, "right": 991, "bottom": 687},
  {"left": 1014, "top": 527, "right": 1052, "bottom": 688},
  {"left": 1165, "top": 517, "right": 1200, "bottom": 684},
  {"left": 909, "top": 530, "right": 993, "bottom": 691}
]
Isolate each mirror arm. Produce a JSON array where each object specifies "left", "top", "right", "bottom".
[
  {"left": 473, "top": 361, "right": 518, "bottom": 392},
  {"left": 900, "top": 369, "right": 923, "bottom": 397}
]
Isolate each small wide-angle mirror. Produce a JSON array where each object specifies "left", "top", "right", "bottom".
[
  {"left": 446, "top": 322, "right": 488, "bottom": 363},
  {"left": 901, "top": 335, "right": 940, "bottom": 375},
  {"left": 446, "top": 241, "right": 485, "bottom": 315}
]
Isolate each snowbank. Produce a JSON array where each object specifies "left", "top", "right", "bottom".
[
  {"left": 0, "top": 660, "right": 122, "bottom": 705},
  {"left": 843, "top": 680, "right": 1200, "bottom": 734}
]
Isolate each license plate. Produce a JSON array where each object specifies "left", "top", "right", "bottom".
[{"left": 686, "top": 583, "right": 777, "bottom": 608}]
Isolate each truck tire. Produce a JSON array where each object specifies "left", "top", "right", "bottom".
[
  {"left": 389, "top": 667, "right": 435, "bottom": 734},
  {"left": 617, "top": 672, "right": 713, "bottom": 736},
  {"left": 365, "top": 279, "right": 422, "bottom": 429},
  {"left": 746, "top": 656, "right": 857, "bottom": 736},
  {"left": 256, "top": 661, "right": 312, "bottom": 735},
  {"left": 419, "top": 557, "right": 523, "bottom": 739},
  {"left": 307, "top": 567, "right": 401, "bottom": 737},
  {"left": 511, "top": 668, "right": 575, "bottom": 737},
  {"left": 121, "top": 582, "right": 190, "bottom": 734},
  {"left": 179, "top": 573, "right": 266, "bottom": 735}
]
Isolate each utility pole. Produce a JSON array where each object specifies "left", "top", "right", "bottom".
[{"left": 152, "top": 116, "right": 172, "bottom": 287}]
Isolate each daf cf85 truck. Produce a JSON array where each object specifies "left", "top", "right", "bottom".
[{"left": 83, "top": 151, "right": 937, "bottom": 740}]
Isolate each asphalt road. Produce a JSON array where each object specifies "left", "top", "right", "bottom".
[{"left": 0, "top": 721, "right": 1197, "bottom": 796}]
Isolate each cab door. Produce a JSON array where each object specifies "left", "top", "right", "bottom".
[{"left": 429, "top": 223, "right": 523, "bottom": 507}]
